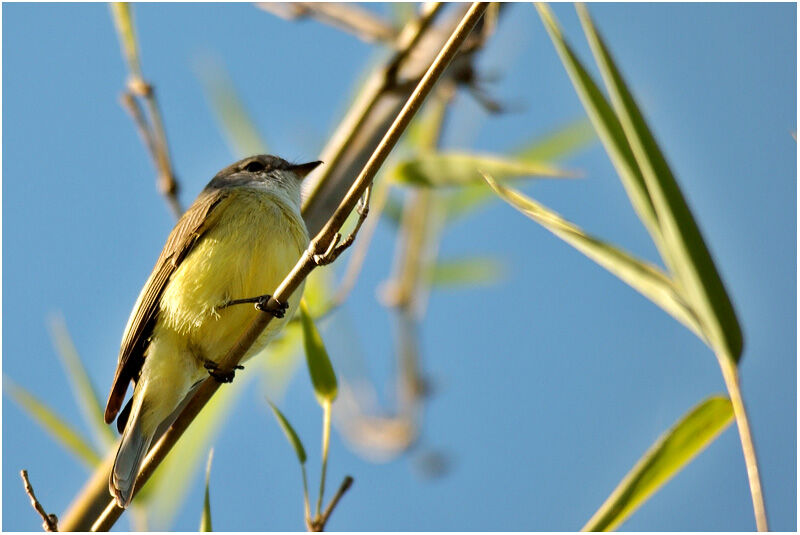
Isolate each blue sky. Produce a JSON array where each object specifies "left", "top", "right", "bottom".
[{"left": 3, "top": 3, "right": 796, "bottom": 531}]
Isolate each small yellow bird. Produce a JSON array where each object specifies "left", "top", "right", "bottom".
[{"left": 104, "top": 154, "right": 321, "bottom": 508}]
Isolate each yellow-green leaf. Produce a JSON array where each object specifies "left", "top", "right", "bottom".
[
  {"left": 576, "top": 4, "right": 742, "bottom": 362},
  {"left": 195, "top": 57, "right": 267, "bottom": 158},
  {"left": 582, "top": 395, "right": 734, "bottom": 532},
  {"left": 267, "top": 400, "right": 307, "bottom": 465},
  {"left": 513, "top": 117, "right": 596, "bottom": 162},
  {"left": 395, "top": 151, "right": 573, "bottom": 188},
  {"left": 5, "top": 377, "right": 101, "bottom": 467},
  {"left": 535, "top": 3, "right": 669, "bottom": 271},
  {"left": 48, "top": 314, "right": 116, "bottom": 448},
  {"left": 483, "top": 174, "right": 703, "bottom": 339},
  {"left": 299, "top": 301, "right": 338, "bottom": 404},
  {"left": 429, "top": 257, "right": 506, "bottom": 288},
  {"left": 445, "top": 118, "right": 596, "bottom": 223},
  {"left": 200, "top": 449, "right": 213, "bottom": 532}
]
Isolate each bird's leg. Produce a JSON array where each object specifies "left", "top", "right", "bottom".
[
  {"left": 221, "top": 294, "right": 289, "bottom": 318},
  {"left": 203, "top": 360, "right": 244, "bottom": 383}
]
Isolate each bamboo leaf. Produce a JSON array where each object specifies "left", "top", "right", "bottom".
[
  {"left": 513, "top": 117, "right": 596, "bottom": 162},
  {"left": 5, "top": 377, "right": 101, "bottom": 468},
  {"left": 429, "top": 257, "right": 506, "bottom": 288},
  {"left": 483, "top": 174, "right": 704, "bottom": 338},
  {"left": 576, "top": 4, "right": 742, "bottom": 362},
  {"left": 534, "top": 3, "right": 670, "bottom": 271},
  {"left": 195, "top": 57, "right": 267, "bottom": 158},
  {"left": 200, "top": 449, "right": 214, "bottom": 532},
  {"left": 582, "top": 395, "right": 734, "bottom": 532},
  {"left": 48, "top": 314, "right": 116, "bottom": 448},
  {"left": 395, "top": 151, "right": 574, "bottom": 188},
  {"left": 267, "top": 400, "right": 307, "bottom": 465},
  {"left": 299, "top": 301, "right": 338, "bottom": 404},
  {"left": 445, "top": 118, "right": 596, "bottom": 223},
  {"left": 381, "top": 193, "right": 405, "bottom": 227}
]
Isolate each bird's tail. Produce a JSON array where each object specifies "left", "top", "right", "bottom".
[{"left": 110, "top": 383, "right": 154, "bottom": 509}]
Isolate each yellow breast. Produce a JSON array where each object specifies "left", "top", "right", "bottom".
[{"left": 159, "top": 188, "right": 308, "bottom": 360}]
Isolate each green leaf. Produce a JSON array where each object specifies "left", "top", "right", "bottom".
[
  {"left": 299, "top": 301, "right": 338, "bottom": 404},
  {"left": 395, "top": 151, "right": 574, "bottom": 188},
  {"left": 483, "top": 174, "right": 703, "bottom": 339},
  {"left": 4, "top": 377, "right": 101, "bottom": 467},
  {"left": 582, "top": 395, "right": 734, "bottom": 532},
  {"left": 534, "top": 3, "right": 669, "bottom": 271},
  {"left": 200, "top": 449, "right": 213, "bottom": 532},
  {"left": 195, "top": 57, "right": 267, "bottom": 158},
  {"left": 381, "top": 192, "right": 405, "bottom": 227},
  {"left": 428, "top": 257, "right": 506, "bottom": 288},
  {"left": 444, "top": 119, "right": 596, "bottom": 223},
  {"left": 267, "top": 400, "right": 307, "bottom": 465},
  {"left": 576, "top": 4, "right": 742, "bottom": 362},
  {"left": 48, "top": 314, "right": 116, "bottom": 448},
  {"left": 513, "top": 117, "right": 596, "bottom": 162}
]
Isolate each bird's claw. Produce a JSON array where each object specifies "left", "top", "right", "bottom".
[
  {"left": 255, "top": 295, "right": 288, "bottom": 318},
  {"left": 204, "top": 361, "right": 244, "bottom": 383}
]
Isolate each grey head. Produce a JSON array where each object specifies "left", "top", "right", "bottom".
[{"left": 205, "top": 154, "right": 322, "bottom": 210}]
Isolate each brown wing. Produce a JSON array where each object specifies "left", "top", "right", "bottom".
[{"left": 104, "top": 188, "right": 229, "bottom": 424}]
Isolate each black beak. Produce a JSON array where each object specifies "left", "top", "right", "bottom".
[{"left": 289, "top": 160, "right": 323, "bottom": 180}]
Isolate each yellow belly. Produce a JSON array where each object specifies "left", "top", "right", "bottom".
[{"left": 158, "top": 188, "right": 308, "bottom": 365}]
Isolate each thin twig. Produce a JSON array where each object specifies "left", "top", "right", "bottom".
[
  {"left": 258, "top": 3, "right": 397, "bottom": 43},
  {"left": 309, "top": 476, "right": 354, "bottom": 532},
  {"left": 313, "top": 184, "right": 372, "bottom": 266},
  {"left": 63, "top": 4, "right": 488, "bottom": 531},
  {"left": 21, "top": 470, "right": 59, "bottom": 532},
  {"left": 328, "top": 178, "right": 391, "bottom": 308},
  {"left": 110, "top": 3, "right": 182, "bottom": 219}
]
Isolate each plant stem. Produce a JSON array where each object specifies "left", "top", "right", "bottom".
[
  {"left": 302, "top": 464, "right": 311, "bottom": 523},
  {"left": 316, "top": 400, "right": 332, "bottom": 518},
  {"left": 718, "top": 355, "right": 768, "bottom": 531}
]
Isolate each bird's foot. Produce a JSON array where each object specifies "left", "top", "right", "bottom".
[
  {"left": 204, "top": 360, "right": 244, "bottom": 383},
  {"left": 223, "top": 294, "right": 288, "bottom": 319}
]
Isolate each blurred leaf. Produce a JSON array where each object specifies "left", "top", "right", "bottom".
[
  {"left": 195, "top": 57, "right": 267, "bottom": 158},
  {"left": 483, "top": 174, "right": 704, "bottom": 339},
  {"left": 535, "top": 4, "right": 668, "bottom": 267},
  {"left": 299, "top": 301, "right": 338, "bottom": 404},
  {"left": 200, "top": 449, "right": 213, "bottom": 532},
  {"left": 109, "top": 3, "right": 142, "bottom": 78},
  {"left": 381, "top": 192, "right": 405, "bottom": 227},
  {"left": 582, "top": 396, "right": 734, "bottom": 531},
  {"left": 5, "top": 377, "right": 101, "bottom": 468},
  {"left": 48, "top": 314, "right": 116, "bottom": 448},
  {"left": 395, "top": 151, "right": 574, "bottom": 188},
  {"left": 445, "top": 119, "right": 596, "bottom": 223},
  {"left": 428, "top": 256, "right": 506, "bottom": 288},
  {"left": 267, "top": 400, "right": 307, "bottom": 465},
  {"left": 513, "top": 117, "right": 596, "bottom": 162},
  {"left": 576, "top": 4, "right": 742, "bottom": 362}
]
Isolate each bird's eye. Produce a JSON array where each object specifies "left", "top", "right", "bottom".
[{"left": 244, "top": 161, "right": 266, "bottom": 173}]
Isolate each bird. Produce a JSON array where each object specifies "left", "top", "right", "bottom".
[{"left": 104, "top": 154, "right": 321, "bottom": 508}]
